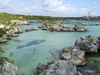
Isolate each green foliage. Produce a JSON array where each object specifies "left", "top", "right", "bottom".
[
  {"left": 53, "top": 67, "right": 58, "bottom": 70},
  {"left": 97, "top": 36, "right": 100, "bottom": 40},
  {"left": 34, "top": 74, "right": 39, "bottom": 75},
  {"left": 0, "top": 47, "right": 5, "bottom": 64},
  {"left": 47, "top": 61, "right": 54, "bottom": 65},
  {"left": 0, "top": 12, "right": 65, "bottom": 24},
  {"left": 0, "top": 47, "right": 14, "bottom": 64},
  {"left": 87, "top": 35, "right": 94, "bottom": 43},
  {"left": 56, "top": 62, "right": 59, "bottom": 67},
  {"left": 9, "top": 52, "right": 14, "bottom": 57},
  {"left": 0, "top": 28, "right": 7, "bottom": 37}
]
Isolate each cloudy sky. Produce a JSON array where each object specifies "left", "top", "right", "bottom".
[{"left": 0, "top": 0, "right": 100, "bottom": 17}]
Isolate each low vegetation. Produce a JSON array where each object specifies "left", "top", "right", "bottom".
[
  {"left": 0, "top": 12, "right": 65, "bottom": 25},
  {"left": 87, "top": 35, "right": 94, "bottom": 43},
  {"left": 0, "top": 28, "right": 7, "bottom": 37},
  {"left": 0, "top": 47, "right": 14, "bottom": 64}
]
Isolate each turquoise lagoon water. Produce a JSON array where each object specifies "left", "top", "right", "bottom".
[{"left": 1, "top": 22, "right": 100, "bottom": 75}]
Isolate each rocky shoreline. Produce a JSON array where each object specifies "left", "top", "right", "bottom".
[
  {"left": 0, "top": 61, "right": 18, "bottom": 75},
  {"left": 35, "top": 36, "right": 100, "bottom": 75},
  {"left": 0, "top": 21, "right": 100, "bottom": 75},
  {"left": 0, "top": 24, "right": 23, "bottom": 43}
]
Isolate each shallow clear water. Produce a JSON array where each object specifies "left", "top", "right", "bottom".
[{"left": 1, "top": 22, "right": 100, "bottom": 75}]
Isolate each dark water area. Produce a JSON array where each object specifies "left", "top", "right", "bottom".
[{"left": 17, "top": 39, "right": 46, "bottom": 49}]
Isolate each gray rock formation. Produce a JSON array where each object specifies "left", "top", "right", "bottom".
[
  {"left": 60, "top": 47, "right": 86, "bottom": 66},
  {"left": 0, "top": 34, "right": 8, "bottom": 43},
  {"left": 0, "top": 38, "right": 8, "bottom": 43},
  {"left": 41, "top": 23, "right": 74, "bottom": 32},
  {"left": 11, "top": 20, "right": 29, "bottom": 25},
  {"left": 26, "top": 27, "right": 39, "bottom": 32},
  {"left": 74, "top": 23, "right": 87, "bottom": 32},
  {"left": 0, "top": 61, "right": 18, "bottom": 75},
  {"left": 7, "top": 27, "right": 23, "bottom": 37},
  {"left": 36, "top": 60, "right": 82, "bottom": 75},
  {"left": 0, "top": 27, "right": 23, "bottom": 43},
  {"left": 75, "top": 36, "right": 100, "bottom": 53}
]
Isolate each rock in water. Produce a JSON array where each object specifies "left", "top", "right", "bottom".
[
  {"left": 36, "top": 60, "right": 82, "bottom": 75},
  {"left": 0, "top": 61, "right": 18, "bottom": 75},
  {"left": 75, "top": 36, "right": 100, "bottom": 53},
  {"left": 60, "top": 47, "right": 86, "bottom": 66},
  {"left": 74, "top": 23, "right": 87, "bottom": 32}
]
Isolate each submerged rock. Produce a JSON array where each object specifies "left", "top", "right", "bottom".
[
  {"left": 36, "top": 60, "right": 82, "bottom": 75},
  {"left": 17, "top": 39, "right": 46, "bottom": 49},
  {"left": 78, "top": 60, "right": 100, "bottom": 75},
  {"left": 60, "top": 47, "right": 86, "bottom": 66},
  {"left": 0, "top": 61, "right": 18, "bottom": 75}
]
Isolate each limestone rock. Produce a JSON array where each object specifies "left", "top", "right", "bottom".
[
  {"left": 0, "top": 61, "right": 18, "bottom": 75},
  {"left": 60, "top": 47, "right": 86, "bottom": 66},
  {"left": 36, "top": 60, "right": 82, "bottom": 75},
  {"left": 75, "top": 36, "right": 100, "bottom": 53},
  {"left": 74, "top": 23, "right": 87, "bottom": 32}
]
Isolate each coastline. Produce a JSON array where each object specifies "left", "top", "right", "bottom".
[{"left": 0, "top": 19, "right": 100, "bottom": 74}]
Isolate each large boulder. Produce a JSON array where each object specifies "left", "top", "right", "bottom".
[
  {"left": 36, "top": 60, "right": 82, "bottom": 75},
  {"left": 74, "top": 23, "right": 87, "bottom": 32},
  {"left": 75, "top": 36, "right": 100, "bottom": 53},
  {"left": 60, "top": 47, "right": 86, "bottom": 66},
  {"left": 36, "top": 63, "right": 48, "bottom": 74},
  {"left": 0, "top": 61, "right": 18, "bottom": 75},
  {"left": 13, "top": 27, "right": 23, "bottom": 33},
  {"left": 0, "top": 38, "right": 7, "bottom": 43},
  {"left": 0, "top": 34, "right": 8, "bottom": 43}
]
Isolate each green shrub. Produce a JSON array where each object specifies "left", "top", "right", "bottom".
[
  {"left": 97, "top": 37, "right": 100, "bottom": 40},
  {"left": 0, "top": 28, "right": 6, "bottom": 37},
  {"left": 47, "top": 61, "right": 54, "bottom": 65},
  {"left": 0, "top": 47, "right": 14, "bottom": 64},
  {"left": 87, "top": 35, "right": 94, "bottom": 43}
]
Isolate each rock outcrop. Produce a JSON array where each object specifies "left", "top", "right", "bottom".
[
  {"left": 41, "top": 23, "right": 74, "bottom": 32},
  {"left": 74, "top": 23, "right": 87, "bottom": 32},
  {"left": 6, "top": 27, "right": 23, "bottom": 37},
  {"left": 60, "top": 47, "right": 86, "bottom": 66},
  {"left": 11, "top": 20, "right": 29, "bottom": 25},
  {"left": 0, "top": 61, "right": 18, "bottom": 75},
  {"left": 41, "top": 22, "right": 87, "bottom": 32},
  {"left": 36, "top": 60, "right": 82, "bottom": 75},
  {"left": 0, "top": 27, "right": 23, "bottom": 43},
  {"left": 26, "top": 27, "right": 39, "bottom": 32},
  {"left": 75, "top": 36, "right": 100, "bottom": 53}
]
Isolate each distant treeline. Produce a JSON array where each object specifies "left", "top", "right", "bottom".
[
  {"left": 0, "top": 12, "right": 65, "bottom": 21},
  {"left": 0, "top": 12, "right": 100, "bottom": 24}
]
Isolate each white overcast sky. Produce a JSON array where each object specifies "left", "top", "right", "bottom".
[{"left": 0, "top": 0, "right": 100, "bottom": 17}]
